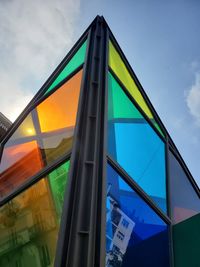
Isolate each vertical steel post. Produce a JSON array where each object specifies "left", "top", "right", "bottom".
[{"left": 55, "top": 16, "right": 107, "bottom": 267}]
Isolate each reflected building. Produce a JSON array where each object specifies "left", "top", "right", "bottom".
[
  {"left": 0, "top": 16, "right": 199, "bottom": 267},
  {"left": 0, "top": 113, "right": 11, "bottom": 140},
  {"left": 106, "top": 195, "right": 135, "bottom": 266},
  {"left": 0, "top": 162, "right": 69, "bottom": 267}
]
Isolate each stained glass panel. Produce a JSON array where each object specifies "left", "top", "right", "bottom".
[
  {"left": 106, "top": 163, "right": 170, "bottom": 267},
  {"left": 0, "top": 161, "right": 70, "bottom": 267},
  {"left": 109, "top": 41, "right": 164, "bottom": 136},
  {"left": 0, "top": 70, "right": 82, "bottom": 199},
  {"left": 108, "top": 72, "right": 167, "bottom": 212}
]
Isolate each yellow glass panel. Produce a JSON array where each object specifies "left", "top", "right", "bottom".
[
  {"left": 11, "top": 114, "right": 36, "bottom": 139},
  {"left": 109, "top": 41, "right": 153, "bottom": 119}
]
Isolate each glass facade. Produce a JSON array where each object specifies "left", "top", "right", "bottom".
[
  {"left": 107, "top": 72, "right": 167, "bottom": 212},
  {"left": 0, "top": 70, "right": 82, "bottom": 199},
  {"left": 0, "top": 17, "right": 199, "bottom": 267},
  {"left": 0, "top": 160, "right": 70, "bottom": 267},
  {"left": 106, "top": 164, "right": 170, "bottom": 267}
]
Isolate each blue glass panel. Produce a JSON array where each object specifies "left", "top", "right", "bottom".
[
  {"left": 169, "top": 151, "right": 200, "bottom": 224},
  {"left": 108, "top": 72, "right": 167, "bottom": 212},
  {"left": 106, "top": 163, "right": 170, "bottom": 267}
]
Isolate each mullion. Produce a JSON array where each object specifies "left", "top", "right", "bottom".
[
  {"left": 53, "top": 25, "right": 93, "bottom": 267},
  {"left": 98, "top": 24, "right": 109, "bottom": 267},
  {"left": 31, "top": 108, "right": 47, "bottom": 166},
  {"left": 107, "top": 154, "right": 171, "bottom": 225},
  {"left": 5, "top": 127, "right": 73, "bottom": 148}
]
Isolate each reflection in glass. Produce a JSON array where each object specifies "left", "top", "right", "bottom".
[
  {"left": 107, "top": 72, "right": 167, "bottom": 212},
  {"left": 0, "top": 70, "right": 82, "bottom": 199},
  {"left": 106, "top": 164, "right": 169, "bottom": 267},
  {"left": 169, "top": 151, "right": 200, "bottom": 224},
  {"left": 0, "top": 160, "right": 69, "bottom": 267}
]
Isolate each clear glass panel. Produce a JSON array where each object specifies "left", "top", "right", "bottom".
[
  {"left": 106, "top": 163, "right": 170, "bottom": 267},
  {"left": 46, "top": 40, "right": 87, "bottom": 94},
  {"left": 169, "top": 151, "right": 200, "bottom": 224},
  {"left": 0, "top": 160, "right": 70, "bottom": 267},
  {"left": 108, "top": 72, "right": 167, "bottom": 212},
  {"left": 0, "top": 70, "right": 82, "bottom": 199},
  {"left": 173, "top": 213, "right": 200, "bottom": 267},
  {"left": 109, "top": 40, "right": 164, "bottom": 137}
]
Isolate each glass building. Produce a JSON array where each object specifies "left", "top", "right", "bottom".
[{"left": 0, "top": 16, "right": 199, "bottom": 267}]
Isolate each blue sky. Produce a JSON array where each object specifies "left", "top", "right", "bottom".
[{"left": 0, "top": 0, "right": 199, "bottom": 186}]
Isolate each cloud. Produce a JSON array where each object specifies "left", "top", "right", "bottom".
[
  {"left": 186, "top": 72, "right": 200, "bottom": 126},
  {"left": 0, "top": 0, "right": 80, "bottom": 122}
]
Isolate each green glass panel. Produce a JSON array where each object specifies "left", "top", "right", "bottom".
[
  {"left": 46, "top": 40, "right": 87, "bottom": 94},
  {"left": 108, "top": 71, "right": 142, "bottom": 120},
  {"left": 108, "top": 72, "right": 167, "bottom": 212},
  {"left": 48, "top": 161, "right": 70, "bottom": 219},
  {"left": 109, "top": 40, "right": 164, "bottom": 137},
  {"left": 173, "top": 213, "right": 200, "bottom": 267},
  {"left": 0, "top": 161, "right": 69, "bottom": 267}
]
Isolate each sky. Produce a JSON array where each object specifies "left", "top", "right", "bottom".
[{"left": 0, "top": 0, "right": 199, "bottom": 186}]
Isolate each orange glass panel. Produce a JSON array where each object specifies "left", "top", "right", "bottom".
[
  {"left": 0, "top": 161, "right": 70, "bottom": 266},
  {"left": 0, "top": 69, "right": 82, "bottom": 199},
  {"left": 0, "top": 141, "right": 43, "bottom": 198},
  {"left": 37, "top": 70, "right": 82, "bottom": 132}
]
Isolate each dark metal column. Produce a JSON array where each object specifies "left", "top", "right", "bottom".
[
  {"left": 55, "top": 16, "right": 107, "bottom": 267},
  {"left": 166, "top": 136, "right": 175, "bottom": 267}
]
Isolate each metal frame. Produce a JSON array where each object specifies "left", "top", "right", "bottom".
[
  {"left": 0, "top": 64, "right": 84, "bottom": 203},
  {"left": 54, "top": 24, "right": 93, "bottom": 267},
  {"left": 0, "top": 15, "right": 199, "bottom": 267},
  {"left": 107, "top": 155, "right": 171, "bottom": 224},
  {"left": 54, "top": 17, "right": 107, "bottom": 267}
]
